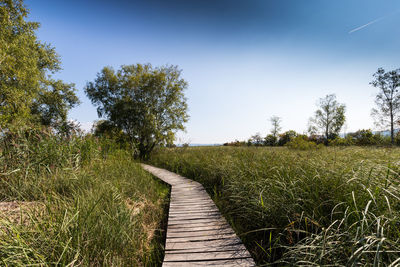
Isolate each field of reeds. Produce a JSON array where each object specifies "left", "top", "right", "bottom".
[
  {"left": 0, "top": 127, "right": 169, "bottom": 266},
  {"left": 149, "top": 146, "right": 400, "bottom": 266}
]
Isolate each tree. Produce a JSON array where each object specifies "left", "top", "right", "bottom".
[
  {"left": 370, "top": 68, "right": 400, "bottom": 144},
  {"left": 278, "top": 130, "right": 297, "bottom": 146},
  {"left": 249, "top": 132, "right": 263, "bottom": 146},
  {"left": 308, "top": 94, "right": 346, "bottom": 142},
  {"left": 264, "top": 134, "right": 277, "bottom": 146},
  {"left": 31, "top": 79, "right": 79, "bottom": 130},
  {"left": 85, "top": 64, "right": 189, "bottom": 159},
  {"left": 270, "top": 116, "right": 281, "bottom": 138},
  {"left": 0, "top": 0, "right": 77, "bottom": 128}
]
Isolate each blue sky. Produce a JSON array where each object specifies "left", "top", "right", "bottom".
[{"left": 26, "top": 0, "right": 400, "bottom": 143}]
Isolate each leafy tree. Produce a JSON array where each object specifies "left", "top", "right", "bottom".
[
  {"left": 308, "top": 94, "right": 346, "bottom": 142},
  {"left": 264, "top": 134, "right": 277, "bottom": 146},
  {"left": 347, "top": 129, "right": 380, "bottom": 146},
  {"left": 270, "top": 116, "right": 282, "bottom": 138},
  {"left": 278, "top": 130, "right": 297, "bottom": 146},
  {"left": 249, "top": 132, "right": 264, "bottom": 146},
  {"left": 31, "top": 79, "right": 79, "bottom": 130},
  {"left": 370, "top": 68, "right": 400, "bottom": 144},
  {"left": 0, "top": 0, "right": 77, "bottom": 128},
  {"left": 85, "top": 64, "right": 189, "bottom": 159}
]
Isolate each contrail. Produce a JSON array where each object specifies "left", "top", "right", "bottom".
[
  {"left": 348, "top": 17, "right": 385, "bottom": 34},
  {"left": 349, "top": 10, "right": 400, "bottom": 34}
]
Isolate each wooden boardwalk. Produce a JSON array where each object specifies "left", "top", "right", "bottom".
[{"left": 142, "top": 164, "right": 256, "bottom": 267}]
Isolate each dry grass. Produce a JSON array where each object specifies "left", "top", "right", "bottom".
[{"left": 0, "top": 201, "right": 44, "bottom": 225}]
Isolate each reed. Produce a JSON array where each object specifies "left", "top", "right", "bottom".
[
  {"left": 150, "top": 146, "right": 400, "bottom": 265},
  {"left": 0, "top": 128, "right": 169, "bottom": 266}
]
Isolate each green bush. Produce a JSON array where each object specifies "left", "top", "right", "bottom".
[
  {"left": 329, "top": 135, "right": 354, "bottom": 146},
  {"left": 285, "top": 136, "right": 321, "bottom": 150},
  {"left": 264, "top": 134, "right": 278, "bottom": 146},
  {"left": 348, "top": 129, "right": 383, "bottom": 146},
  {"left": 278, "top": 130, "right": 297, "bottom": 146}
]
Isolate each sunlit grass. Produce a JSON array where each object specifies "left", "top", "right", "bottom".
[
  {"left": 0, "top": 130, "right": 169, "bottom": 266},
  {"left": 150, "top": 146, "right": 400, "bottom": 265}
]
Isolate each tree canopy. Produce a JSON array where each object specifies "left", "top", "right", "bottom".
[
  {"left": 85, "top": 64, "right": 189, "bottom": 159},
  {"left": 308, "top": 94, "right": 346, "bottom": 141},
  {"left": 0, "top": 0, "right": 78, "bottom": 130},
  {"left": 370, "top": 68, "right": 400, "bottom": 144}
]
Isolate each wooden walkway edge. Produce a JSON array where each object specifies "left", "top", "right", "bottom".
[{"left": 141, "top": 164, "right": 256, "bottom": 267}]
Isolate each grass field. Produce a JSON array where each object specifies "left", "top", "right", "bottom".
[
  {"left": 0, "top": 129, "right": 169, "bottom": 266},
  {"left": 149, "top": 146, "right": 400, "bottom": 265}
]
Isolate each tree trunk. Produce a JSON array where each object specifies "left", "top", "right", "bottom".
[
  {"left": 325, "top": 122, "right": 329, "bottom": 145},
  {"left": 391, "top": 110, "right": 394, "bottom": 144}
]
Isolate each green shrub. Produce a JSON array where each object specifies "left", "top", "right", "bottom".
[
  {"left": 264, "top": 134, "right": 278, "bottom": 146},
  {"left": 278, "top": 130, "right": 297, "bottom": 146},
  {"left": 348, "top": 129, "right": 382, "bottom": 146},
  {"left": 329, "top": 135, "right": 354, "bottom": 146},
  {"left": 285, "top": 136, "right": 321, "bottom": 150}
]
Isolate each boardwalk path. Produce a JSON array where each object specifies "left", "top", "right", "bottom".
[{"left": 142, "top": 164, "right": 256, "bottom": 267}]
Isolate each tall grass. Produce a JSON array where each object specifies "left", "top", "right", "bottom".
[
  {"left": 0, "top": 127, "right": 169, "bottom": 266},
  {"left": 150, "top": 146, "right": 400, "bottom": 265}
]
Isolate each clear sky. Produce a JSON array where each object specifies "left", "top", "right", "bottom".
[{"left": 26, "top": 0, "right": 400, "bottom": 144}]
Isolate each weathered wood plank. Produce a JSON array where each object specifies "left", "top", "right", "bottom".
[
  {"left": 168, "top": 221, "right": 228, "bottom": 229},
  {"left": 166, "top": 244, "right": 248, "bottom": 253},
  {"left": 162, "top": 258, "right": 255, "bottom": 267},
  {"left": 167, "top": 218, "right": 226, "bottom": 226},
  {"left": 167, "top": 228, "right": 235, "bottom": 238},
  {"left": 164, "top": 250, "right": 252, "bottom": 261},
  {"left": 168, "top": 234, "right": 236, "bottom": 243},
  {"left": 141, "top": 164, "right": 256, "bottom": 267},
  {"left": 165, "top": 238, "right": 243, "bottom": 250},
  {"left": 169, "top": 212, "right": 221, "bottom": 219},
  {"left": 167, "top": 225, "right": 232, "bottom": 233},
  {"left": 169, "top": 206, "right": 220, "bottom": 213}
]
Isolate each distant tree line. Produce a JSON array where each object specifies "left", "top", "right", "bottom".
[{"left": 224, "top": 67, "right": 400, "bottom": 148}]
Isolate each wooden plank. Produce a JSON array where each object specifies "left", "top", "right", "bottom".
[
  {"left": 169, "top": 212, "right": 221, "bottom": 219},
  {"left": 167, "top": 218, "right": 226, "bottom": 225},
  {"left": 167, "top": 228, "right": 235, "bottom": 238},
  {"left": 165, "top": 238, "right": 243, "bottom": 250},
  {"left": 169, "top": 209, "right": 220, "bottom": 214},
  {"left": 164, "top": 250, "right": 252, "bottom": 262},
  {"left": 167, "top": 225, "right": 232, "bottom": 233},
  {"left": 165, "top": 233, "right": 238, "bottom": 243},
  {"left": 169, "top": 206, "right": 220, "bottom": 212},
  {"left": 168, "top": 221, "right": 228, "bottom": 229},
  {"left": 169, "top": 202, "right": 216, "bottom": 207},
  {"left": 169, "top": 205, "right": 217, "bottom": 210},
  {"left": 170, "top": 190, "right": 207, "bottom": 194},
  {"left": 166, "top": 244, "right": 248, "bottom": 253},
  {"left": 170, "top": 196, "right": 210, "bottom": 200},
  {"left": 162, "top": 258, "right": 255, "bottom": 266},
  {"left": 169, "top": 210, "right": 220, "bottom": 216}
]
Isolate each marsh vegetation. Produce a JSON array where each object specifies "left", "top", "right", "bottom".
[
  {"left": 0, "top": 128, "right": 169, "bottom": 266},
  {"left": 150, "top": 146, "right": 400, "bottom": 265}
]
